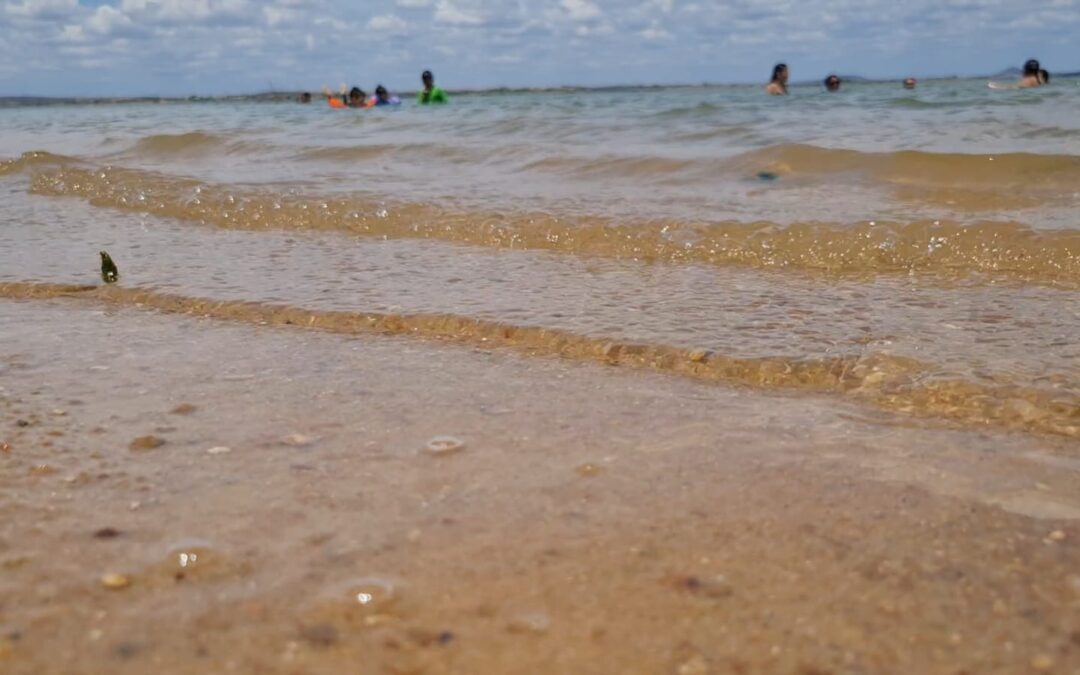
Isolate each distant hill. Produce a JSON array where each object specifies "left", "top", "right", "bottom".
[{"left": 992, "top": 67, "right": 1023, "bottom": 78}]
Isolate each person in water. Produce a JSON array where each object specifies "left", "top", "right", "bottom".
[
  {"left": 418, "top": 70, "right": 449, "bottom": 104},
  {"left": 348, "top": 87, "right": 368, "bottom": 108},
  {"left": 1019, "top": 59, "right": 1044, "bottom": 87},
  {"left": 903, "top": 77, "right": 917, "bottom": 90},
  {"left": 991, "top": 59, "right": 1046, "bottom": 89},
  {"left": 824, "top": 74, "right": 841, "bottom": 92},
  {"left": 766, "top": 63, "right": 788, "bottom": 95},
  {"left": 298, "top": 92, "right": 312, "bottom": 103},
  {"left": 370, "top": 85, "right": 401, "bottom": 106}
]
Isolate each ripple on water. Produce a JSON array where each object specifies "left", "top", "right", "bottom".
[
  {"left": 303, "top": 576, "right": 404, "bottom": 628},
  {"left": 141, "top": 538, "right": 247, "bottom": 584}
]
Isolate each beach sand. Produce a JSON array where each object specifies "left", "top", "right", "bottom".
[{"left": 2, "top": 299, "right": 1077, "bottom": 674}]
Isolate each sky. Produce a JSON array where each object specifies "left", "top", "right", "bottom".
[{"left": 0, "top": 0, "right": 1077, "bottom": 96}]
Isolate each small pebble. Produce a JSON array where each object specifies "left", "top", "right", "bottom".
[
  {"left": 206, "top": 446, "right": 232, "bottom": 455},
  {"left": 101, "top": 573, "right": 131, "bottom": 590},
  {"left": 171, "top": 403, "right": 197, "bottom": 415},
  {"left": 282, "top": 433, "right": 315, "bottom": 447},
  {"left": 671, "top": 574, "right": 733, "bottom": 599},
  {"left": 687, "top": 349, "right": 712, "bottom": 363},
  {"left": 15, "top": 419, "right": 29, "bottom": 427},
  {"left": 424, "top": 436, "right": 465, "bottom": 457},
  {"left": 1047, "top": 530, "right": 1066, "bottom": 542},
  {"left": 93, "top": 527, "right": 122, "bottom": 539},
  {"left": 1031, "top": 655, "right": 1053, "bottom": 671},
  {"left": 128, "top": 435, "right": 165, "bottom": 451},
  {"left": 0, "top": 442, "right": 10, "bottom": 453},
  {"left": 575, "top": 462, "right": 603, "bottom": 477}
]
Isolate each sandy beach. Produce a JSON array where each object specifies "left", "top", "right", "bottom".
[{"left": 2, "top": 298, "right": 1078, "bottom": 674}]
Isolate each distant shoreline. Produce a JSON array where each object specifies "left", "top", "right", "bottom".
[{"left": 2, "top": 72, "right": 1077, "bottom": 107}]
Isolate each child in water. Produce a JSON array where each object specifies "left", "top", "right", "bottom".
[{"left": 370, "top": 85, "right": 401, "bottom": 106}]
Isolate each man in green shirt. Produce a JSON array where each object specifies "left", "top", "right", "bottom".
[{"left": 417, "top": 70, "right": 448, "bottom": 104}]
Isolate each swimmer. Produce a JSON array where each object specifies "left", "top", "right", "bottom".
[
  {"left": 418, "top": 70, "right": 449, "bottom": 104},
  {"left": 766, "top": 63, "right": 788, "bottom": 95},
  {"left": 348, "top": 87, "right": 368, "bottom": 108},
  {"left": 824, "top": 74, "right": 841, "bottom": 92},
  {"left": 989, "top": 59, "right": 1046, "bottom": 89},
  {"left": 903, "top": 77, "right": 917, "bottom": 90},
  {"left": 298, "top": 92, "right": 311, "bottom": 104},
  {"left": 370, "top": 85, "right": 401, "bottom": 106}
]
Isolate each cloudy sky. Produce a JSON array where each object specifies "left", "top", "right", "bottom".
[{"left": 1, "top": 0, "right": 1076, "bottom": 96}]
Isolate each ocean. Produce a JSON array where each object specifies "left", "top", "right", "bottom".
[{"left": 1, "top": 80, "right": 1078, "bottom": 673}]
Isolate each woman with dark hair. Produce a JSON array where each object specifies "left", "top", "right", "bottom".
[
  {"left": 1020, "top": 59, "right": 1044, "bottom": 87},
  {"left": 766, "top": 63, "right": 788, "bottom": 95},
  {"left": 989, "top": 58, "right": 1047, "bottom": 89},
  {"left": 824, "top": 74, "right": 841, "bottom": 92}
]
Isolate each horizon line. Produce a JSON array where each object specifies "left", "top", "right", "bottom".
[{"left": 3, "top": 69, "right": 1078, "bottom": 102}]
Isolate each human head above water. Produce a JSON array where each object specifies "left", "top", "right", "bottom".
[
  {"left": 771, "top": 63, "right": 788, "bottom": 84},
  {"left": 903, "top": 77, "right": 917, "bottom": 89},
  {"left": 375, "top": 85, "right": 388, "bottom": 101},
  {"left": 299, "top": 92, "right": 311, "bottom": 103},
  {"left": 422, "top": 70, "right": 435, "bottom": 89},
  {"left": 1023, "top": 59, "right": 1041, "bottom": 77},
  {"left": 824, "top": 74, "right": 841, "bottom": 92},
  {"left": 349, "top": 87, "right": 365, "bottom": 103}
]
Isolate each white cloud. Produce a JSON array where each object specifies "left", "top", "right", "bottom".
[
  {"left": 434, "top": 0, "right": 484, "bottom": 25},
  {"left": 264, "top": 6, "right": 301, "bottom": 26},
  {"left": 86, "top": 5, "right": 140, "bottom": 36},
  {"left": 396, "top": 0, "right": 431, "bottom": 6},
  {"left": 4, "top": 0, "right": 76, "bottom": 19},
  {"left": 640, "top": 24, "right": 671, "bottom": 40},
  {"left": 57, "top": 23, "right": 84, "bottom": 42},
  {"left": 367, "top": 13, "right": 409, "bottom": 32},
  {"left": 561, "top": 0, "right": 601, "bottom": 20}
]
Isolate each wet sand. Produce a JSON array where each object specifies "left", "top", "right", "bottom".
[{"left": 2, "top": 300, "right": 1078, "bottom": 674}]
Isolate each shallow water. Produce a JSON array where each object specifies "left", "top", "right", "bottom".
[{"left": 1, "top": 81, "right": 1079, "bottom": 672}]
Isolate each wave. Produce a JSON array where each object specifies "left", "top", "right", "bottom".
[
  {"left": 0, "top": 150, "right": 80, "bottom": 176},
  {"left": 2, "top": 281, "right": 1077, "bottom": 439},
  {"left": 124, "top": 132, "right": 267, "bottom": 158},
  {"left": 726, "top": 143, "right": 1080, "bottom": 190},
  {"left": 647, "top": 101, "right": 724, "bottom": 119},
  {"left": 130, "top": 132, "right": 230, "bottom": 156},
  {"left": 25, "top": 163, "right": 1080, "bottom": 286}
]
